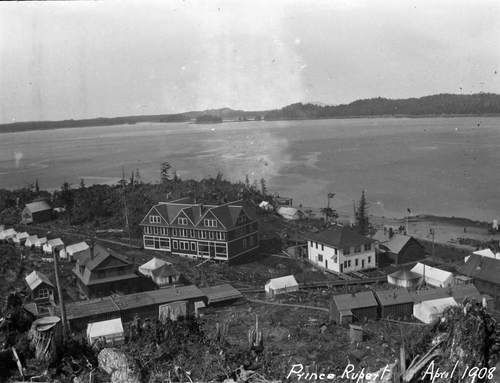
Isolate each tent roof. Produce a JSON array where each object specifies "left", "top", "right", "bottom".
[
  {"left": 139, "top": 257, "right": 169, "bottom": 271},
  {"left": 389, "top": 268, "right": 422, "bottom": 281},
  {"left": 66, "top": 242, "right": 89, "bottom": 254},
  {"left": 411, "top": 263, "right": 453, "bottom": 282},
  {"left": 87, "top": 318, "right": 123, "bottom": 338},
  {"left": 25, "top": 270, "right": 54, "bottom": 290},
  {"left": 472, "top": 248, "right": 496, "bottom": 258},
  {"left": 419, "top": 297, "right": 458, "bottom": 314},
  {"left": 265, "top": 275, "right": 298, "bottom": 289},
  {"left": 26, "top": 235, "right": 38, "bottom": 242},
  {"left": 46, "top": 238, "right": 64, "bottom": 247}
]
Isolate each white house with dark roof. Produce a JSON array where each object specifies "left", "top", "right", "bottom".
[
  {"left": 140, "top": 198, "right": 259, "bottom": 261},
  {"left": 306, "top": 224, "right": 376, "bottom": 273}
]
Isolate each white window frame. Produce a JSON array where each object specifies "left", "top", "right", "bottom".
[
  {"left": 38, "top": 287, "right": 50, "bottom": 299},
  {"left": 149, "top": 215, "right": 161, "bottom": 224},
  {"left": 178, "top": 217, "right": 188, "bottom": 225}
]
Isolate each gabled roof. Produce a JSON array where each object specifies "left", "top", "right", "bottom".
[
  {"left": 265, "top": 275, "right": 299, "bottom": 289},
  {"left": 410, "top": 284, "right": 481, "bottom": 303},
  {"left": 411, "top": 263, "right": 453, "bottom": 282},
  {"left": 65, "top": 285, "right": 206, "bottom": 320},
  {"left": 25, "top": 200, "right": 51, "bottom": 213},
  {"left": 307, "top": 224, "right": 374, "bottom": 249},
  {"left": 200, "top": 284, "right": 243, "bottom": 304},
  {"left": 140, "top": 200, "right": 256, "bottom": 229},
  {"left": 84, "top": 245, "right": 131, "bottom": 271},
  {"left": 333, "top": 290, "right": 378, "bottom": 310},
  {"left": 379, "top": 234, "right": 417, "bottom": 254},
  {"left": 459, "top": 254, "right": 500, "bottom": 285},
  {"left": 25, "top": 270, "right": 54, "bottom": 291},
  {"left": 375, "top": 288, "right": 413, "bottom": 306}
]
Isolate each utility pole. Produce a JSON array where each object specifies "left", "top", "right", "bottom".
[
  {"left": 53, "top": 248, "right": 67, "bottom": 341},
  {"left": 430, "top": 228, "right": 435, "bottom": 258},
  {"left": 120, "top": 170, "right": 132, "bottom": 246}
]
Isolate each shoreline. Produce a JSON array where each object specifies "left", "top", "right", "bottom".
[{"left": 1, "top": 113, "right": 498, "bottom": 135}]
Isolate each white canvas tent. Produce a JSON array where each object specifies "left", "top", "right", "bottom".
[
  {"left": 0, "top": 228, "right": 17, "bottom": 241},
  {"left": 34, "top": 237, "right": 47, "bottom": 248},
  {"left": 410, "top": 262, "right": 454, "bottom": 288},
  {"left": 465, "top": 248, "right": 500, "bottom": 262},
  {"left": 24, "top": 235, "right": 39, "bottom": 248},
  {"left": 413, "top": 297, "right": 458, "bottom": 324},
  {"left": 265, "top": 275, "right": 299, "bottom": 297},
  {"left": 65, "top": 242, "right": 90, "bottom": 261},
  {"left": 87, "top": 318, "right": 124, "bottom": 346},
  {"left": 259, "top": 201, "right": 273, "bottom": 211},
  {"left": 139, "top": 257, "right": 169, "bottom": 277},
  {"left": 43, "top": 238, "right": 64, "bottom": 254},
  {"left": 13, "top": 232, "right": 29, "bottom": 245},
  {"left": 277, "top": 207, "right": 302, "bottom": 220}
]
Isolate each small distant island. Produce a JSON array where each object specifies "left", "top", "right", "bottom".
[
  {"left": 1, "top": 93, "right": 500, "bottom": 133},
  {"left": 194, "top": 114, "right": 223, "bottom": 124}
]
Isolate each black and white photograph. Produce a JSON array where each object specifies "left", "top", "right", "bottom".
[{"left": 0, "top": 0, "right": 500, "bottom": 382}]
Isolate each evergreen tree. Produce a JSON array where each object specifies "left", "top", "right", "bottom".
[
  {"left": 134, "top": 168, "right": 142, "bottom": 184},
  {"left": 160, "top": 162, "right": 172, "bottom": 184},
  {"left": 355, "top": 190, "right": 369, "bottom": 236},
  {"left": 35, "top": 179, "right": 40, "bottom": 193},
  {"left": 79, "top": 178, "right": 86, "bottom": 189},
  {"left": 260, "top": 178, "right": 267, "bottom": 195}
]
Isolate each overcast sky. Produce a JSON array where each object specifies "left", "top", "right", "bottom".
[{"left": 1, "top": 0, "right": 499, "bottom": 123}]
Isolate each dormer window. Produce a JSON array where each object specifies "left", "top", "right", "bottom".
[
  {"left": 178, "top": 217, "right": 188, "bottom": 225},
  {"left": 149, "top": 215, "right": 161, "bottom": 224},
  {"left": 204, "top": 219, "right": 217, "bottom": 227}
]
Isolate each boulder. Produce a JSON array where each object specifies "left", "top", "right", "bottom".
[{"left": 98, "top": 348, "right": 141, "bottom": 383}]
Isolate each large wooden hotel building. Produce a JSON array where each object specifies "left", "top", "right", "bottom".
[{"left": 140, "top": 198, "right": 259, "bottom": 261}]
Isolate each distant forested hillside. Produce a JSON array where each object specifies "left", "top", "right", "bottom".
[{"left": 263, "top": 93, "right": 500, "bottom": 120}]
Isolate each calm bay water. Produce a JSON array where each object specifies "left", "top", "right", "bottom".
[{"left": 0, "top": 117, "right": 498, "bottom": 221}]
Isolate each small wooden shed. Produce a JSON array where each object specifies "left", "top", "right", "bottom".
[
  {"left": 331, "top": 291, "right": 378, "bottom": 324},
  {"left": 374, "top": 288, "right": 414, "bottom": 319}
]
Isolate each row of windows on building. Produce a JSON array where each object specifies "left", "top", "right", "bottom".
[
  {"left": 317, "top": 253, "right": 372, "bottom": 266},
  {"left": 149, "top": 215, "right": 218, "bottom": 227},
  {"left": 143, "top": 236, "right": 229, "bottom": 255},
  {"left": 144, "top": 226, "right": 227, "bottom": 241},
  {"left": 309, "top": 241, "right": 371, "bottom": 254}
]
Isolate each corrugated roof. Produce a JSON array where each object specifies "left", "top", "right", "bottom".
[
  {"left": 411, "top": 263, "right": 453, "bottom": 283},
  {"left": 333, "top": 290, "right": 378, "bottom": 311},
  {"left": 459, "top": 254, "right": 500, "bottom": 285},
  {"left": 65, "top": 285, "right": 206, "bottom": 320},
  {"left": 200, "top": 284, "right": 243, "bottom": 304},
  {"left": 307, "top": 224, "right": 374, "bottom": 249},
  {"left": 375, "top": 288, "right": 413, "bottom": 306},
  {"left": 25, "top": 200, "right": 51, "bottom": 213},
  {"left": 25, "top": 270, "right": 54, "bottom": 290}
]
